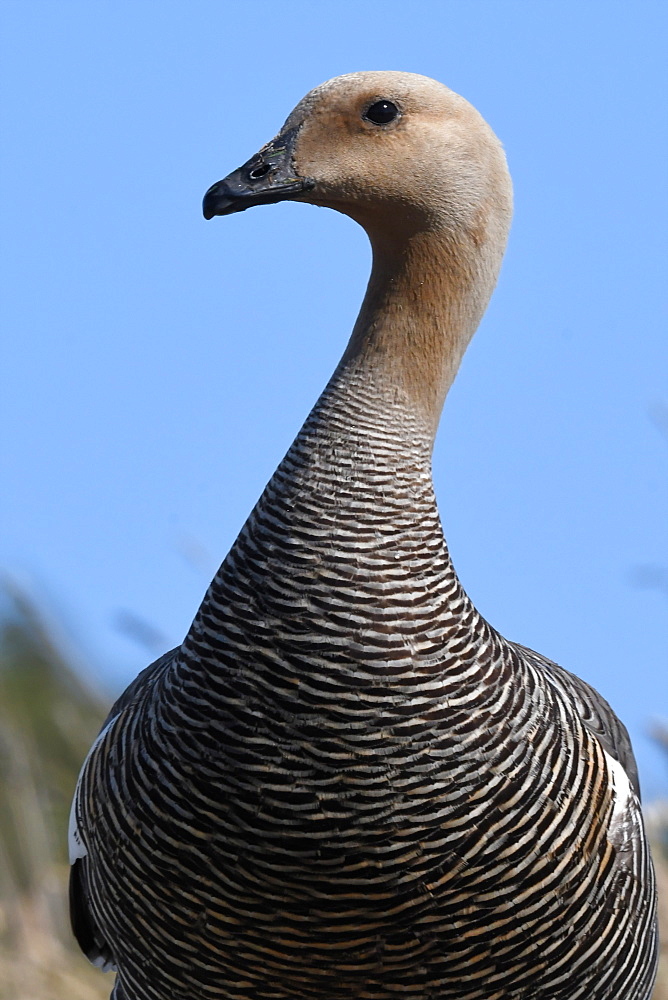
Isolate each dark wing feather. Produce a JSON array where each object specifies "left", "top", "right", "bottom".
[
  {"left": 511, "top": 641, "right": 641, "bottom": 797},
  {"left": 68, "top": 647, "right": 179, "bottom": 968}
]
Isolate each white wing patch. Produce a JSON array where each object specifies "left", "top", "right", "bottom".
[
  {"left": 603, "top": 748, "right": 634, "bottom": 842},
  {"left": 68, "top": 715, "right": 119, "bottom": 865}
]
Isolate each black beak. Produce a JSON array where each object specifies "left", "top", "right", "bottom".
[{"left": 202, "top": 126, "right": 315, "bottom": 220}]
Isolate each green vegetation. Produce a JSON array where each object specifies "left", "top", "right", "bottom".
[{"left": 0, "top": 587, "right": 108, "bottom": 999}]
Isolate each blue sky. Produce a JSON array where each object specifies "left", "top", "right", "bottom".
[{"left": 1, "top": 0, "right": 667, "bottom": 796}]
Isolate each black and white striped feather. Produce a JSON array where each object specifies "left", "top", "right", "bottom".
[{"left": 69, "top": 369, "right": 658, "bottom": 1000}]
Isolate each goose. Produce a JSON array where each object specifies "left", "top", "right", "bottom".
[{"left": 69, "top": 71, "right": 658, "bottom": 1000}]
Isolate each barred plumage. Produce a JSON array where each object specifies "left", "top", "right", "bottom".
[{"left": 69, "top": 71, "right": 658, "bottom": 1000}]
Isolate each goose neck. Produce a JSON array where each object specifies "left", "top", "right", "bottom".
[{"left": 339, "top": 225, "right": 502, "bottom": 443}]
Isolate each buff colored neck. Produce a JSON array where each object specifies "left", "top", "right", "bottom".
[{"left": 338, "top": 223, "right": 504, "bottom": 443}]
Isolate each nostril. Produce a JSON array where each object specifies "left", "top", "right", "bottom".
[{"left": 248, "top": 162, "right": 272, "bottom": 181}]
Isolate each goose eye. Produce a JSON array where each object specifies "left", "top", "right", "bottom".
[{"left": 363, "top": 100, "right": 399, "bottom": 126}]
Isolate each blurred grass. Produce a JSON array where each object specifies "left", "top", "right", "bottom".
[
  {"left": 0, "top": 584, "right": 665, "bottom": 999},
  {"left": 0, "top": 588, "right": 109, "bottom": 999}
]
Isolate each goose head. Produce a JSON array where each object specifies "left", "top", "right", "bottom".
[
  {"left": 204, "top": 71, "right": 511, "bottom": 251},
  {"left": 203, "top": 72, "right": 513, "bottom": 433}
]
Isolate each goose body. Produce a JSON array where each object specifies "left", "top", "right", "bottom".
[{"left": 69, "top": 72, "right": 658, "bottom": 1000}]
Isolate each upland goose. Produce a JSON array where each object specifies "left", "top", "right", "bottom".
[{"left": 69, "top": 72, "right": 657, "bottom": 1000}]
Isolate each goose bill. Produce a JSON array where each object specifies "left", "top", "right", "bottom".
[{"left": 203, "top": 126, "right": 314, "bottom": 219}]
